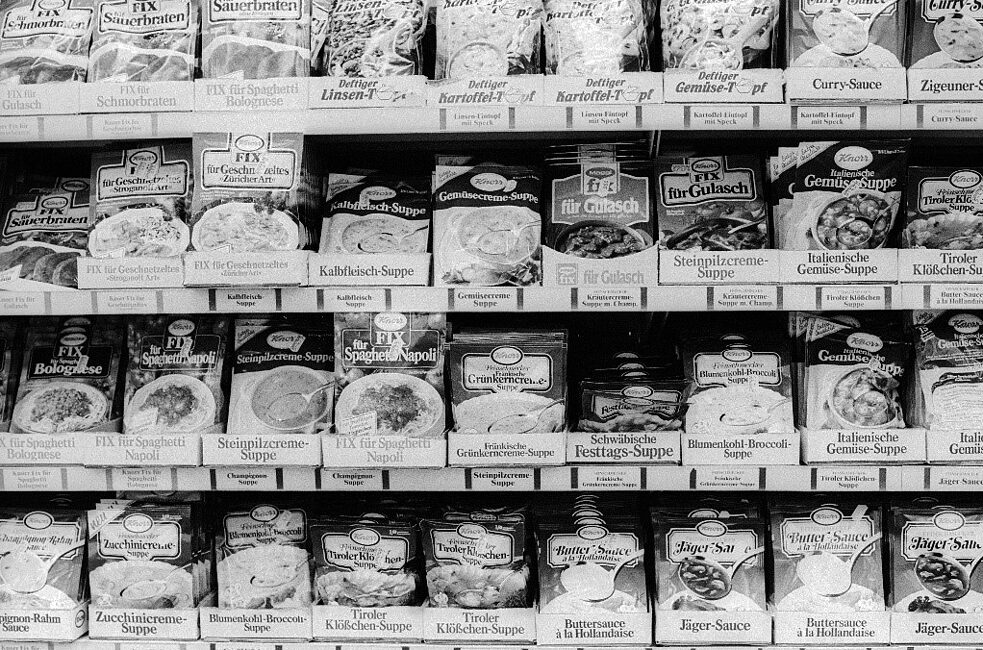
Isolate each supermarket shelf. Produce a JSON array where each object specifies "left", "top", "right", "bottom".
[
  {"left": 4, "top": 644, "right": 969, "bottom": 650},
  {"left": 4, "top": 104, "right": 983, "bottom": 142},
  {"left": 0, "top": 283, "right": 919, "bottom": 315},
  {"left": 0, "top": 464, "right": 920, "bottom": 492}
]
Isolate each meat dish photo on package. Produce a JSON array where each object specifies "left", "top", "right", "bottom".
[
  {"left": 202, "top": 0, "right": 310, "bottom": 78},
  {"left": 88, "top": 143, "right": 193, "bottom": 258},
  {"left": 548, "top": 158, "right": 654, "bottom": 259},
  {"left": 320, "top": 173, "right": 430, "bottom": 255},
  {"left": 88, "top": 0, "right": 197, "bottom": 82},
  {"left": 324, "top": 0, "right": 426, "bottom": 77},
  {"left": 333, "top": 312, "right": 446, "bottom": 438},
  {"left": 904, "top": 167, "right": 983, "bottom": 249},
  {"left": 543, "top": 0, "right": 649, "bottom": 75},
  {"left": 124, "top": 315, "right": 230, "bottom": 435},
  {"left": 0, "top": 0, "right": 94, "bottom": 84},
  {"left": 909, "top": 1, "right": 983, "bottom": 69},
  {"left": 782, "top": 140, "right": 909, "bottom": 250},
  {"left": 0, "top": 177, "right": 91, "bottom": 288},
  {"left": 661, "top": 0, "right": 780, "bottom": 70},
  {"left": 12, "top": 317, "right": 123, "bottom": 434},
  {"left": 656, "top": 155, "right": 769, "bottom": 251},
  {"left": 787, "top": 0, "right": 905, "bottom": 69},
  {"left": 892, "top": 504, "right": 983, "bottom": 614},
  {"left": 191, "top": 131, "right": 312, "bottom": 253},
  {"left": 435, "top": 0, "right": 543, "bottom": 79}
]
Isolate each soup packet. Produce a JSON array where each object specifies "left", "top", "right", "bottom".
[
  {"left": 909, "top": 3, "right": 983, "bottom": 69},
  {"left": 88, "top": 143, "right": 193, "bottom": 258},
  {"left": 88, "top": 0, "right": 197, "bottom": 81},
  {"left": 326, "top": 0, "right": 426, "bottom": 77},
  {"left": 547, "top": 158, "right": 654, "bottom": 259},
  {"left": 333, "top": 312, "right": 446, "bottom": 437},
  {"left": 190, "top": 131, "right": 313, "bottom": 252},
  {"left": 803, "top": 317, "right": 909, "bottom": 430},
  {"left": 0, "top": 507, "right": 85, "bottom": 609},
  {"left": 537, "top": 497, "right": 646, "bottom": 614},
  {"left": 770, "top": 147, "right": 798, "bottom": 246},
  {"left": 0, "top": 0, "right": 95, "bottom": 84},
  {"left": 655, "top": 155, "right": 769, "bottom": 251},
  {"left": 13, "top": 317, "right": 123, "bottom": 434},
  {"left": 310, "top": 0, "right": 329, "bottom": 73},
  {"left": 216, "top": 502, "right": 312, "bottom": 609},
  {"left": 912, "top": 310, "right": 983, "bottom": 430},
  {"left": 787, "top": 0, "right": 904, "bottom": 69},
  {"left": 435, "top": 0, "right": 543, "bottom": 79},
  {"left": 422, "top": 512, "right": 529, "bottom": 608},
  {"left": 578, "top": 378, "right": 685, "bottom": 432},
  {"left": 448, "top": 329, "right": 567, "bottom": 435},
  {"left": 543, "top": 0, "right": 648, "bottom": 75},
  {"left": 904, "top": 167, "right": 983, "bottom": 249},
  {"left": 229, "top": 316, "right": 334, "bottom": 435},
  {"left": 124, "top": 315, "right": 230, "bottom": 435},
  {"left": 312, "top": 515, "right": 421, "bottom": 607},
  {"left": 320, "top": 173, "right": 430, "bottom": 255},
  {"left": 661, "top": 0, "right": 779, "bottom": 70},
  {"left": 433, "top": 165, "right": 542, "bottom": 286},
  {"left": 784, "top": 140, "right": 909, "bottom": 250},
  {"left": 770, "top": 499, "right": 884, "bottom": 612},
  {"left": 88, "top": 502, "right": 201, "bottom": 608},
  {"left": 201, "top": 0, "right": 310, "bottom": 78},
  {"left": 0, "top": 178, "right": 91, "bottom": 288},
  {"left": 654, "top": 513, "right": 766, "bottom": 612},
  {"left": 680, "top": 333, "right": 793, "bottom": 435},
  {"left": 891, "top": 504, "right": 983, "bottom": 614}
]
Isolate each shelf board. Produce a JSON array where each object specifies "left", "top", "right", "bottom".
[
  {"left": 0, "top": 283, "right": 934, "bottom": 315},
  {"left": 2, "top": 104, "right": 982, "bottom": 142},
  {"left": 0, "top": 464, "right": 924, "bottom": 492},
  {"left": 4, "top": 643, "right": 966, "bottom": 650}
]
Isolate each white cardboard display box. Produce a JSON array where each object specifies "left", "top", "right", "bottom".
[
  {"left": 79, "top": 432, "right": 202, "bottom": 467},
  {"left": 79, "top": 82, "right": 194, "bottom": 113},
  {"left": 786, "top": 68, "right": 907, "bottom": 103},
  {"left": 183, "top": 251, "right": 309, "bottom": 287},
  {"left": 311, "top": 605, "right": 423, "bottom": 641},
  {"left": 898, "top": 249, "right": 983, "bottom": 283},
  {"left": 801, "top": 428, "right": 926, "bottom": 464},
  {"left": 928, "top": 429, "right": 983, "bottom": 463},
  {"left": 202, "top": 434, "right": 320, "bottom": 466},
  {"left": 773, "top": 611, "right": 890, "bottom": 644},
  {"left": 542, "top": 245, "right": 657, "bottom": 288},
  {"left": 655, "top": 610, "right": 772, "bottom": 645},
  {"left": 199, "top": 607, "right": 311, "bottom": 641},
  {"left": 779, "top": 249, "right": 898, "bottom": 284},
  {"left": 427, "top": 75, "right": 543, "bottom": 107},
  {"left": 308, "top": 76, "right": 427, "bottom": 109},
  {"left": 891, "top": 612, "right": 983, "bottom": 643},
  {"left": 659, "top": 249, "right": 781, "bottom": 285},
  {"left": 447, "top": 431, "right": 565, "bottom": 467},
  {"left": 664, "top": 69, "right": 784, "bottom": 104},
  {"left": 423, "top": 606, "right": 536, "bottom": 643},
  {"left": 908, "top": 69, "right": 983, "bottom": 103},
  {"left": 544, "top": 72, "right": 663, "bottom": 105},
  {"left": 536, "top": 609, "right": 651, "bottom": 646},
  {"left": 681, "top": 432, "right": 800, "bottom": 466},
  {"left": 308, "top": 253, "right": 430, "bottom": 286},
  {"left": 566, "top": 431, "right": 680, "bottom": 465},
  {"left": 194, "top": 78, "right": 309, "bottom": 112},
  {"left": 0, "top": 603, "right": 87, "bottom": 641},
  {"left": 322, "top": 434, "right": 445, "bottom": 468},
  {"left": 77, "top": 256, "right": 184, "bottom": 289},
  {"left": 0, "top": 433, "right": 84, "bottom": 465},
  {"left": 89, "top": 606, "right": 198, "bottom": 640},
  {"left": 1, "top": 83, "right": 80, "bottom": 115}
]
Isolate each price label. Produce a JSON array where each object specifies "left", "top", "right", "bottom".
[
  {"left": 319, "top": 469, "right": 385, "bottom": 491},
  {"left": 691, "top": 466, "right": 764, "bottom": 490},
  {"left": 684, "top": 105, "right": 756, "bottom": 129},
  {"left": 708, "top": 285, "right": 780, "bottom": 310},
  {"left": 573, "top": 287, "right": 645, "bottom": 311},
  {"left": 441, "top": 107, "right": 512, "bottom": 131},
  {"left": 467, "top": 468, "right": 536, "bottom": 491},
  {"left": 567, "top": 106, "right": 640, "bottom": 129},
  {"left": 94, "top": 290, "right": 160, "bottom": 314},
  {"left": 819, "top": 285, "right": 891, "bottom": 310},
  {"left": 450, "top": 288, "right": 520, "bottom": 311},
  {"left": 213, "top": 288, "right": 278, "bottom": 312},
  {"left": 90, "top": 113, "right": 155, "bottom": 139},
  {"left": 321, "top": 288, "right": 388, "bottom": 312}
]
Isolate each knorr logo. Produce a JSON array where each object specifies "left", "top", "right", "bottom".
[
  {"left": 491, "top": 345, "right": 522, "bottom": 365},
  {"left": 950, "top": 170, "right": 982, "bottom": 189},
  {"left": 622, "top": 385, "right": 654, "bottom": 398},
  {"left": 934, "top": 511, "right": 965, "bottom": 531},
  {"left": 471, "top": 173, "right": 508, "bottom": 192},
  {"left": 691, "top": 158, "right": 721, "bottom": 174},
  {"left": 350, "top": 528, "right": 381, "bottom": 546},
  {"left": 168, "top": 319, "right": 195, "bottom": 337},
  {"left": 129, "top": 150, "right": 158, "bottom": 167},
  {"left": 41, "top": 196, "right": 68, "bottom": 210},
  {"left": 696, "top": 520, "right": 727, "bottom": 537},
  {"left": 834, "top": 146, "right": 873, "bottom": 171},
  {"left": 24, "top": 511, "right": 53, "bottom": 530},
  {"left": 123, "top": 513, "right": 153, "bottom": 534},
  {"left": 235, "top": 134, "right": 264, "bottom": 152},
  {"left": 374, "top": 312, "right": 407, "bottom": 331},
  {"left": 578, "top": 525, "right": 608, "bottom": 540},
  {"left": 811, "top": 507, "right": 843, "bottom": 526},
  {"left": 361, "top": 186, "right": 396, "bottom": 202},
  {"left": 59, "top": 332, "right": 87, "bottom": 347},
  {"left": 950, "top": 313, "right": 983, "bottom": 334},
  {"left": 847, "top": 332, "right": 883, "bottom": 352},
  {"left": 722, "top": 347, "right": 752, "bottom": 362},
  {"left": 250, "top": 505, "right": 279, "bottom": 522},
  {"left": 457, "top": 523, "right": 485, "bottom": 539},
  {"left": 267, "top": 331, "right": 304, "bottom": 350}
]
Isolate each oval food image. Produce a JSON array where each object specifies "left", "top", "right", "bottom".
[
  {"left": 218, "top": 545, "right": 312, "bottom": 609},
  {"left": 813, "top": 192, "right": 893, "bottom": 250},
  {"left": 250, "top": 366, "right": 331, "bottom": 430},
  {"left": 454, "top": 392, "right": 564, "bottom": 435},
  {"left": 88, "top": 207, "right": 191, "bottom": 257},
  {"left": 828, "top": 367, "right": 901, "bottom": 428},
  {"left": 125, "top": 375, "right": 216, "bottom": 434},
  {"left": 90, "top": 560, "right": 194, "bottom": 609},
  {"left": 12, "top": 382, "right": 109, "bottom": 434},
  {"left": 335, "top": 372, "right": 442, "bottom": 437},
  {"left": 192, "top": 202, "right": 299, "bottom": 252}
]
